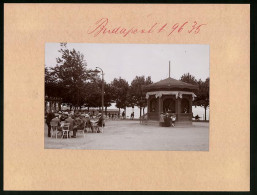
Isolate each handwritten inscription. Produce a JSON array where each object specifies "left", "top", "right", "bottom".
[{"left": 87, "top": 18, "right": 207, "bottom": 37}]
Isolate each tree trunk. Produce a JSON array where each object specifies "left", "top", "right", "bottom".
[
  {"left": 118, "top": 108, "right": 120, "bottom": 118},
  {"left": 143, "top": 107, "right": 145, "bottom": 115},
  {"left": 105, "top": 106, "right": 107, "bottom": 115},
  {"left": 140, "top": 107, "right": 142, "bottom": 118},
  {"left": 125, "top": 107, "right": 126, "bottom": 119},
  {"left": 204, "top": 106, "right": 207, "bottom": 121}
]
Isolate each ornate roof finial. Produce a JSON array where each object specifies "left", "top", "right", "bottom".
[{"left": 169, "top": 60, "right": 171, "bottom": 78}]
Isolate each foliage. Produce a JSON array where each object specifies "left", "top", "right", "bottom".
[
  {"left": 48, "top": 43, "right": 90, "bottom": 108},
  {"left": 194, "top": 78, "right": 209, "bottom": 120},
  {"left": 129, "top": 76, "right": 153, "bottom": 116},
  {"left": 111, "top": 77, "right": 129, "bottom": 109},
  {"left": 180, "top": 73, "right": 198, "bottom": 85}
]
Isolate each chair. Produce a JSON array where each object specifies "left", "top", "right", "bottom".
[
  {"left": 50, "top": 121, "right": 62, "bottom": 139},
  {"left": 61, "top": 123, "right": 70, "bottom": 139}
]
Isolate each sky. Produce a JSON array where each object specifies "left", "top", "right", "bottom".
[{"left": 45, "top": 43, "right": 209, "bottom": 84}]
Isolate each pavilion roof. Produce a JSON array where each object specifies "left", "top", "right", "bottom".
[{"left": 144, "top": 77, "right": 198, "bottom": 92}]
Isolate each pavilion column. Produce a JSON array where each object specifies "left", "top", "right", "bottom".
[
  {"left": 177, "top": 98, "right": 181, "bottom": 114},
  {"left": 158, "top": 97, "right": 162, "bottom": 120},
  {"left": 189, "top": 97, "right": 192, "bottom": 113},
  {"left": 189, "top": 97, "right": 193, "bottom": 121},
  {"left": 177, "top": 98, "right": 181, "bottom": 121},
  {"left": 147, "top": 98, "right": 150, "bottom": 114},
  {"left": 175, "top": 98, "right": 181, "bottom": 113},
  {"left": 159, "top": 97, "right": 163, "bottom": 113},
  {"left": 175, "top": 99, "right": 178, "bottom": 114}
]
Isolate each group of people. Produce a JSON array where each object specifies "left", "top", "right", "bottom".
[
  {"left": 107, "top": 113, "right": 120, "bottom": 120},
  {"left": 159, "top": 112, "right": 176, "bottom": 127},
  {"left": 45, "top": 110, "right": 104, "bottom": 138},
  {"left": 107, "top": 111, "right": 134, "bottom": 120}
]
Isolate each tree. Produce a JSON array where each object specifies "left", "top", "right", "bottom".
[
  {"left": 180, "top": 73, "right": 209, "bottom": 120},
  {"left": 84, "top": 79, "right": 115, "bottom": 114},
  {"left": 104, "top": 83, "right": 115, "bottom": 114},
  {"left": 111, "top": 77, "right": 129, "bottom": 117},
  {"left": 180, "top": 73, "right": 198, "bottom": 85},
  {"left": 50, "top": 43, "right": 91, "bottom": 109},
  {"left": 83, "top": 81, "right": 102, "bottom": 109},
  {"left": 45, "top": 67, "right": 65, "bottom": 98},
  {"left": 129, "top": 76, "right": 153, "bottom": 117},
  {"left": 194, "top": 78, "right": 209, "bottom": 121}
]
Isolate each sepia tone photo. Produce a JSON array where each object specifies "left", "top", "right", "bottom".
[{"left": 45, "top": 43, "right": 209, "bottom": 150}]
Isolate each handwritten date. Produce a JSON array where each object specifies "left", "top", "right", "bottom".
[{"left": 88, "top": 18, "right": 207, "bottom": 37}]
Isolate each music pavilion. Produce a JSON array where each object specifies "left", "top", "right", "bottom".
[{"left": 143, "top": 76, "right": 198, "bottom": 125}]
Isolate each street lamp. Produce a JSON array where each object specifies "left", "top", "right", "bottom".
[{"left": 90, "top": 67, "right": 104, "bottom": 133}]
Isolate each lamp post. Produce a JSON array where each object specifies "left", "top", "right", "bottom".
[{"left": 91, "top": 67, "right": 104, "bottom": 133}]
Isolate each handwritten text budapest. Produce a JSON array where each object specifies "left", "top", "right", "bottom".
[{"left": 87, "top": 18, "right": 207, "bottom": 37}]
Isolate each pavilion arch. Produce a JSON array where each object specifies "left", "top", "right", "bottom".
[
  {"left": 163, "top": 98, "right": 175, "bottom": 113},
  {"left": 149, "top": 98, "right": 157, "bottom": 112},
  {"left": 181, "top": 98, "right": 190, "bottom": 113}
]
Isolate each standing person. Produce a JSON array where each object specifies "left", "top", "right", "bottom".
[
  {"left": 96, "top": 114, "right": 104, "bottom": 133},
  {"left": 131, "top": 112, "right": 134, "bottom": 120},
  {"left": 122, "top": 111, "right": 125, "bottom": 119},
  {"left": 46, "top": 110, "right": 55, "bottom": 137}
]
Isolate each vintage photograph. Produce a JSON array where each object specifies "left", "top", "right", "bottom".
[{"left": 45, "top": 43, "right": 209, "bottom": 150}]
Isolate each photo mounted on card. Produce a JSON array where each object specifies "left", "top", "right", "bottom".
[
  {"left": 45, "top": 43, "right": 209, "bottom": 151},
  {"left": 4, "top": 3, "right": 250, "bottom": 191}
]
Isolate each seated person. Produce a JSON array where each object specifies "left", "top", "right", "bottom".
[
  {"left": 72, "top": 116, "right": 84, "bottom": 138},
  {"left": 159, "top": 113, "right": 165, "bottom": 127},
  {"left": 51, "top": 115, "right": 61, "bottom": 127},
  {"left": 50, "top": 115, "right": 62, "bottom": 135},
  {"left": 164, "top": 113, "right": 171, "bottom": 127},
  {"left": 84, "top": 114, "right": 93, "bottom": 132},
  {"left": 65, "top": 114, "right": 74, "bottom": 137},
  {"left": 170, "top": 113, "right": 176, "bottom": 127},
  {"left": 60, "top": 113, "right": 67, "bottom": 122}
]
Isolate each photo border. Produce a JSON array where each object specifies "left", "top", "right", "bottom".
[{"left": 1, "top": 0, "right": 256, "bottom": 194}]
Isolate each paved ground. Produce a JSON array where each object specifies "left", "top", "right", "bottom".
[{"left": 44, "top": 120, "right": 209, "bottom": 151}]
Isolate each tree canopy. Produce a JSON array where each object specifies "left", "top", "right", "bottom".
[
  {"left": 180, "top": 73, "right": 209, "bottom": 120},
  {"left": 45, "top": 43, "right": 209, "bottom": 120},
  {"left": 129, "top": 76, "right": 153, "bottom": 117}
]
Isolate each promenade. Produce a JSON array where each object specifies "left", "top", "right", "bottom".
[{"left": 45, "top": 120, "right": 209, "bottom": 151}]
